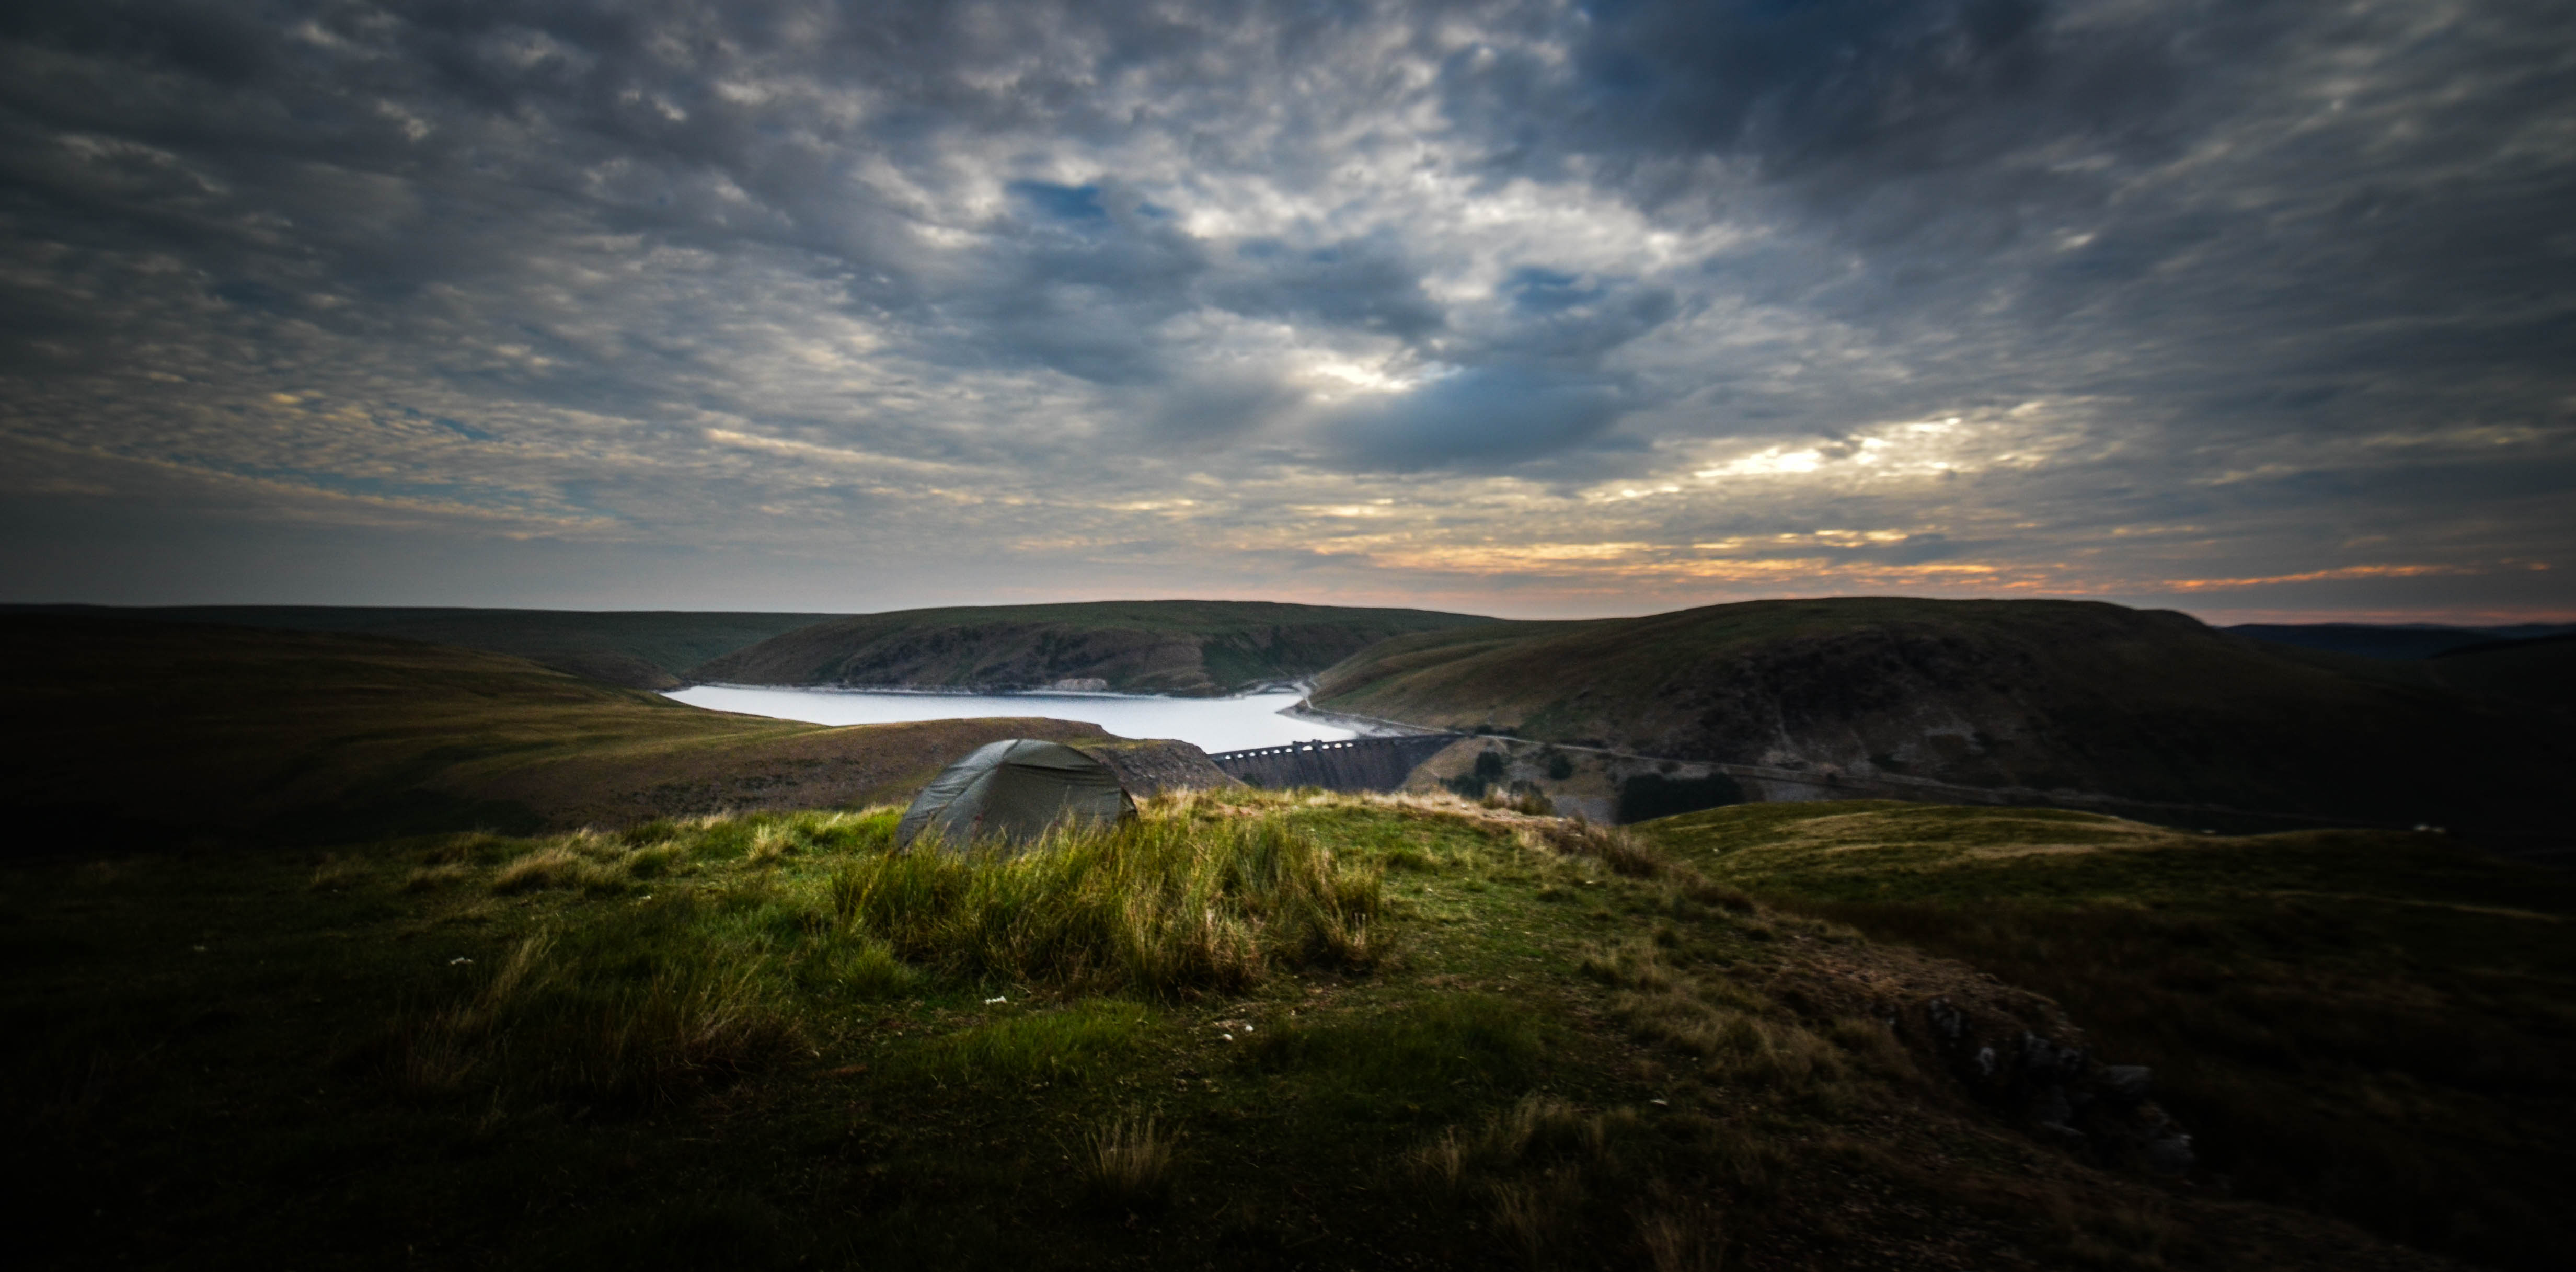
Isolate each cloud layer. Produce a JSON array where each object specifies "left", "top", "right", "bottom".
[{"left": 1, "top": 0, "right": 2570, "bottom": 620}]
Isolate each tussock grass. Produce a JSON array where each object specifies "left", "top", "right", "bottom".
[
  {"left": 401, "top": 862, "right": 472, "bottom": 891},
  {"left": 1581, "top": 935, "right": 1858, "bottom": 1102},
  {"left": 382, "top": 908, "right": 800, "bottom": 1107},
  {"left": 308, "top": 853, "right": 368, "bottom": 891},
  {"left": 374, "top": 799, "right": 1386, "bottom": 1114},
  {"left": 1635, "top": 1201, "right": 1728, "bottom": 1272},
  {"left": 1078, "top": 1113, "right": 1177, "bottom": 1210},
  {"left": 1521, "top": 818, "right": 1663, "bottom": 877},
  {"left": 830, "top": 808, "right": 1382, "bottom": 996},
  {"left": 1409, "top": 1094, "right": 1730, "bottom": 1269}
]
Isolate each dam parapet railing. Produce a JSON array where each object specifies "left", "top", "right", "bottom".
[{"left": 1209, "top": 734, "right": 1463, "bottom": 793}]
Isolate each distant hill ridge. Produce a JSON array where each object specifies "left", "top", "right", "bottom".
[
  {"left": 2226, "top": 621, "right": 2576, "bottom": 660},
  {"left": 0, "top": 603, "right": 839, "bottom": 689},
  {"left": 0, "top": 614, "right": 1236, "bottom": 849},
  {"left": 1310, "top": 597, "right": 2565, "bottom": 833},
  {"left": 689, "top": 599, "right": 1496, "bottom": 697}
]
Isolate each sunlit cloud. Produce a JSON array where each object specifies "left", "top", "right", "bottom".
[{"left": 0, "top": 1, "right": 2568, "bottom": 620}]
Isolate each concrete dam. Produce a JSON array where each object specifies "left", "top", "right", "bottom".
[{"left": 1209, "top": 735, "right": 1461, "bottom": 793}]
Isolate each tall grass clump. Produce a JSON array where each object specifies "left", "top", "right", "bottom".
[
  {"left": 1079, "top": 1112, "right": 1178, "bottom": 1210},
  {"left": 1521, "top": 819, "right": 1665, "bottom": 878},
  {"left": 382, "top": 899, "right": 800, "bottom": 1107},
  {"left": 1407, "top": 1095, "right": 1693, "bottom": 1268},
  {"left": 827, "top": 810, "right": 1382, "bottom": 996}
]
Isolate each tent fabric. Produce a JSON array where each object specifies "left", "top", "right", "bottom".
[{"left": 895, "top": 738, "right": 1136, "bottom": 852}]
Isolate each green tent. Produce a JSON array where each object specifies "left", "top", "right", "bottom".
[{"left": 896, "top": 738, "right": 1136, "bottom": 852}]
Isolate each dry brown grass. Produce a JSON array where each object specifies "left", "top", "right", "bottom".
[
  {"left": 308, "top": 854, "right": 367, "bottom": 891},
  {"left": 401, "top": 862, "right": 474, "bottom": 892},
  {"left": 1079, "top": 1114, "right": 1177, "bottom": 1210}
]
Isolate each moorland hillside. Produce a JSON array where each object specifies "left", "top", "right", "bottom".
[
  {"left": 0, "top": 615, "right": 1135, "bottom": 847},
  {"left": 1310, "top": 597, "right": 2564, "bottom": 831},
  {"left": 9, "top": 788, "right": 2546, "bottom": 1269},
  {"left": 1640, "top": 800, "right": 2576, "bottom": 1269},
  {"left": 2225, "top": 621, "right": 2576, "bottom": 661},
  {"left": 2424, "top": 631, "right": 2576, "bottom": 712},
  {"left": 0, "top": 603, "right": 843, "bottom": 689},
  {"left": 691, "top": 599, "right": 1494, "bottom": 696}
]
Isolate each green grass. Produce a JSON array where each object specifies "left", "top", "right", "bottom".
[
  {"left": 1642, "top": 800, "right": 2576, "bottom": 1271},
  {"left": 3, "top": 788, "right": 2503, "bottom": 1269},
  {"left": 908, "top": 1000, "right": 1162, "bottom": 1086},
  {"left": 828, "top": 800, "right": 1385, "bottom": 994},
  {"left": 1243, "top": 992, "right": 1544, "bottom": 1119}
]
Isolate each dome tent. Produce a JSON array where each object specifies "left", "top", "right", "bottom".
[{"left": 895, "top": 738, "right": 1136, "bottom": 852}]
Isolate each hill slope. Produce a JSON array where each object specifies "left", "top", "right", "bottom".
[
  {"left": 1310, "top": 597, "right": 2562, "bottom": 830},
  {"left": 1640, "top": 800, "right": 2576, "bottom": 1269},
  {"left": 691, "top": 599, "right": 1494, "bottom": 696},
  {"left": 0, "top": 615, "right": 1125, "bottom": 847},
  {"left": 2224, "top": 621, "right": 2576, "bottom": 660},
  {"left": 0, "top": 604, "right": 842, "bottom": 689},
  {"left": 4, "top": 790, "right": 2487, "bottom": 1270},
  {"left": 2425, "top": 631, "right": 2576, "bottom": 713}
]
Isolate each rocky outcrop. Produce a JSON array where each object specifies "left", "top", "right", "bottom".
[
  {"left": 1082, "top": 739, "right": 1244, "bottom": 796},
  {"left": 1762, "top": 937, "right": 2194, "bottom": 1179},
  {"left": 1918, "top": 995, "right": 2194, "bottom": 1176}
]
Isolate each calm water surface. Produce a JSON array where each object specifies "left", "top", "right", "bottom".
[{"left": 663, "top": 685, "right": 1358, "bottom": 754}]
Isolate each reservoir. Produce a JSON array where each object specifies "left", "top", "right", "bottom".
[{"left": 663, "top": 685, "right": 1360, "bottom": 754}]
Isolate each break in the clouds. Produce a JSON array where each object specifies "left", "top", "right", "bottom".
[{"left": 1, "top": 0, "right": 2571, "bottom": 621}]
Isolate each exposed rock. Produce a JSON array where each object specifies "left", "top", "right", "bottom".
[
  {"left": 1082, "top": 739, "right": 1243, "bottom": 797},
  {"left": 1913, "top": 996, "right": 2194, "bottom": 1176}
]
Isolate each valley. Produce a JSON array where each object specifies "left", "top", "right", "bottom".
[{"left": 4, "top": 602, "right": 2567, "bottom": 1270}]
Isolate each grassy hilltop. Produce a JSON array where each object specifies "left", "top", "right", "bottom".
[
  {"left": 1, "top": 604, "right": 843, "bottom": 689},
  {"left": 0, "top": 615, "right": 1119, "bottom": 848},
  {"left": 1310, "top": 598, "right": 2566, "bottom": 832},
  {"left": 691, "top": 599, "right": 1494, "bottom": 697},
  {"left": 10, "top": 788, "right": 2545, "bottom": 1270}
]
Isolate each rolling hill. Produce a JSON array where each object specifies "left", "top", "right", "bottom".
[
  {"left": 5, "top": 788, "right": 2508, "bottom": 1270},
  {"left": 0, "top": 604, "right": 842, "bottom": 689},
  {"left": 1310, "top": 597, "right": 2563, "bottom": 833},
  {"left": 2224, "top": 621, "right": 2576, "bottom": 660},
  {"left": 689, "top": 599, "right": 1495, "bottom": 696},
  {"left": 0, "top": 615, "right": 1150, "bottom": 849},
  {"left": 2425, "top": 631, "right": 2576, "bottom": 712}
]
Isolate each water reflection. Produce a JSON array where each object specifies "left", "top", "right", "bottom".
[{"left": 662, "top": 685, "right": 1359, "bottom": 754}]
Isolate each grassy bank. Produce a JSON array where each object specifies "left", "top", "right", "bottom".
[
  {"left": 3, "top": 790, "right": 2477, "bottom": 1269},
  {"left": 1641, "top": 801, "right": 2576, "bottom": 1270}
]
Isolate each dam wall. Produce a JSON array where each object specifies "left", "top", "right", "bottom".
[{"left": 1210, "top": 735, "right": 1463, "bottom": 793}]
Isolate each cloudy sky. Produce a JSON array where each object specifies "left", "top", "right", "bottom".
[{"left": 3, "top": 1, "right": 2571, "bottom": 622}]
